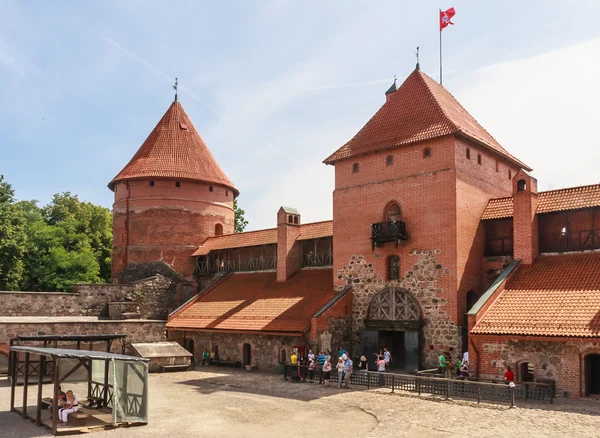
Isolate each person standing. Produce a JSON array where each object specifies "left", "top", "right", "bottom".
[
  {"left": 343, "top": 356, "right": 353, "bottom": 388},
  {"left": 383, "top": 347, "right": 392, "bottom": 370},
  {"left": 455, "top": 357, "right": 462, "bottom": 376},
  {"left": 438, "top": 352, "right": 448, "bottom": 377},
  {"left": 357, "top": 355, "right": 368, "bottom": 374},
  {"left": 317, "top": 351, "right": 326, "bottom": 383},
  {"left": 460, "top": 360, "right": 469, "bottom": 378},
  {"left": 377, "top": 355, "right": 386, "bottom": 386},
  {"left": 336, "top": 357, "right": 345, "bottom": 388},
  {"left": 308, "top": 357, "right": 316, "bottom": 383},
  {"left": 322, "top": 358, "right": 332, "bottom": 387},
  {"left": 504, "top": 365, "right": 515, "bottom": 384},
  {"left": 202, "top": 349, "right": 210, "bottom": 366}
]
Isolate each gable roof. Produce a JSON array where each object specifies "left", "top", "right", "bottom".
[
  {"left": 109, "top": 101, "right": 237, "bottom": 195},
  {"left": 166, "top": 269, "right": 336, "bottom": 334},
  {"left": 323, "top": 69, "right": 530, "bottom": 171},
  {"left": 482, "top": 183, "right": 600, "bottom": 220},
  {"left": 471, "top": 252, "right": 600, "bottom": 337},
  {"left": 191, "top": 220, "right": 332, "bottom": 256}
]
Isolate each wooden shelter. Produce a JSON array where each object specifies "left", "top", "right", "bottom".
[{"left": 9, "top": 346, "right": 149, "bottom": 436}]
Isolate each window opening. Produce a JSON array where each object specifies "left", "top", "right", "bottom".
[
  {"left": 353, "top": 163, "right": 359, "bottom": 173},
  {"left": 215, "top": 223, "right": 223, "bottom": 236},
  {"left": 226, "top": 190, "right": 229, "bottom": 196},
  {"left": 288, "top": 215, "right": 293, "bottom": 223},
  {"left": 520, "top": 362, "right": 535, "bottom": 382},
  {"left": 517, "top": 179, "right": 526, "bottom": 191},
  {"left": 386, "top": 155, "right": 393, "bottom": 166},
  {"left": 466, "top": 148, "right": 471, "bottom": 159},
  {"left": 209, "top": 185, "right": 214, "bottom": 192},
  {"left": 149, "top": 180, "right": 155, "bottom": 187},
  {"left": 508, "top": 170, "right": 512, "bottom": 180},
  {"left": 293, "top": 216, "right": 299, "bottom": 224},
  {"left": 386, "top": 203, "right": 401, "bottom": 222},
  {"left": 175, "top": 181, "right": 181, "bottom": 187},
  {"left": 477, "top": 154, "right": 482, "bottom": 165},
  {"left": 423, "top": 147, "right": 431, "bottom": 158},
  {"left": 388, "top": 255, "right": 400, "bottom": 280},
  {"left": 495, "top": 161, "right": 499, "bottom": 172}
]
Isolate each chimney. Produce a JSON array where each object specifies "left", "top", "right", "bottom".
[
  {"left": 512, "top": 170, "right": 539, "bottom": 265},
  {"left": 277, "top": 207, "right": 302, "bottom": 282}
]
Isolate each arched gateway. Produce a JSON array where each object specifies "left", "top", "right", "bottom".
[{"left": 361, "top": 287, "right": 423, "bottom": 372}]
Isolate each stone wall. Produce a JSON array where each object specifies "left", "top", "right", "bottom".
[
  {"left": 482, "top": 255, "right": 513, "bottom": 290},
  {"left": 0, "top": 320, "right": 166, "bottom": 352},
  {"left": 337, "top": 250, "right": 461, "bottom": 367},
  {"left": 0, "top": 275, "right": 175, "bottom": 320},
  {"left": 174, "top": 331, "right": 303, "bottom": 371}
]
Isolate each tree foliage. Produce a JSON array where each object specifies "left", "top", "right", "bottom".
[
  {"left": 0, "top": 175, "right": 112, "bottom": 292},
  {"left": 234, "top": 199, "right": 248, "bottom": 233}
]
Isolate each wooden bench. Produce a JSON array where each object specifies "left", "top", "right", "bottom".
[
  {"left": 70, "top": 411, "right": 90, "bottom": 427},
  {"left": 160, "top": 364, "right": 190, "bottom": 373},
  {"left": 86, "top": 396, "right": 105, "bottom": 409},
  {"left": 216, "top": 360, "right": 241, "bottom": 369}
]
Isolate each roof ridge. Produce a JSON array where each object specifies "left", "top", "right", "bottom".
[
  {"left": 539, "top": 182, "right": 600, "bottom": 195},
  {"left": 415, "top": 70, "right": 461, "bottom": 134},
  {"left": 301, "top": 219, "right": 333, "bottom": 226}
]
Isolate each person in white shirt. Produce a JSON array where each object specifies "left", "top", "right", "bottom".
[{"left": 383, "top": 347, "right": 392, "bottom": 369}]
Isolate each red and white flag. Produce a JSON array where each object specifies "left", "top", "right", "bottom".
[{"left": 440, "top": 7, "right": 456, "bottom": 31}]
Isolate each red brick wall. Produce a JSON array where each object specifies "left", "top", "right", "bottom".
[
  {"left": 512, "top": 172, "right": 538, "bottom": 265},
  {"left": 112, "top": 178, "right": 234, "bottom": 280},
  {"left": 277, "top": 209, "right": 301, "bottom": 282}
]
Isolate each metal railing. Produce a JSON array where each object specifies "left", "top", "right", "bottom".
[
  {"left": 283, "top": 365, "right": 553, "bottom": 405},
  {"left": 301, "top": 251, "right": 333, "bottom": 267},
  {"left": 196, "top": 255, "right": 277, "bottom": 274},
  {"left": 370, "top": 221, "right": 408, "bottom": 249}
]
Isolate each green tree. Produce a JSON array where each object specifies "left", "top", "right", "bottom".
[
  {"left": 234, "top": 199, "right": 248, "bottom": 233},
  {"left": 0, "top": 175, "right": 28, "bottom": 290}
]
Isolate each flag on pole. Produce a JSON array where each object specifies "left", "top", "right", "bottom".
[{"left": 440, "top": 7, "right": 456, "bottom": 31}]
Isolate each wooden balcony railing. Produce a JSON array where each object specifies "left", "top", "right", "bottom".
[
  {"left": 370, "top": 221, "right": 408, "bottom": 250},
  {"left": 196, "top": 255, "right": 277, "bottom": 274},
  {"left": 301, "top": 251, "right": 333, "bottom": 267}
]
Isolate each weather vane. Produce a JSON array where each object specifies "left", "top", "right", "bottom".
[
  {"left": 173, "top": 77, "right": 178, "bottom": 102},
  {"left": 416, "top": 47, "right": 420, "bottom": 70}
]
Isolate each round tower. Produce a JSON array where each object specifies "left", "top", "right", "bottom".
[{"left": 108, "top": 99, "right": 238, "bottom": 282}]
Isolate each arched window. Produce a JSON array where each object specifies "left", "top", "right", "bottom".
[
  {"left": 517, "top": 179, "right": 527, "bottom": 191},
  {"left": 293, "top": 216, "right": 299, "bottom": 224},
  {"left": 215, "top": 223, "right": 223, "bottom": 236},
  {"left": 353, "top": 163, "right": 360, "bottom": 173},
  {"left": 388, "top": 255, "right": 400, "bottom": 280},
  {"left": 288, "top": 215, "right": 293, "bottom": 223},
  {"left": 386, "top": 203, "right": 401, "bottom": 222}
]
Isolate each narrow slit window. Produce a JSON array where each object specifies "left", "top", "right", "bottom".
[
  {"left": 386, "top": 155, "right": 393, "bottom": 166},
  {"left": 477, "top": 154, "right": 482, "bottom": 165},
  {"left": 353, "top": 162, "right": 360, "bottom": 173},
  {"left": 495, "top": 161, "right": 499, "bottom": 172},
  {"left": 423, "top": 147, "right": 431, "bottom": 158},
  {"left": 466, "top": 148, "right": 471, "bottom": 160},
  {"left": 508, "top": 170, "right": 512, "bottom": 180},
  {"left": 149, "top": 181, "right": 155, "bottom": 187},
  {"left": 175, "top": 181, "right": 181, "bottom": 187},
  {"left": 209, "top": 185, "right": 214, "bottom": 192}
]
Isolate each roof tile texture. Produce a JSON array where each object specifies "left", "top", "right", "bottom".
[
  {"left": 167, "top": 269, "right": 335, "bottom": 333},
  {"left": 472, "top": 252, "right": 600, "bottom": 337},
  {"left": 192, "top": 220, "right": 332, "bottom": 256},
  {"left": 324, "top": 69, "right": 529, "bottom": 170},
  {"left": 482, "top": 184, "right": 600, "bottom": 220},
  {"left": 109, "top": 101, "right": 237, "bottom": 194}
]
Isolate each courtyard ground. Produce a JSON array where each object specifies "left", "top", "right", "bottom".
[{"left": 1, "top": 367, "right": 599, "bottom": 437}]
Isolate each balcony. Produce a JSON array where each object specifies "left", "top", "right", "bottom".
[
  {"left": 196, "top": 255, "right": 277, "bottom": 274},
  {"left": 370, "top": 221, "right": 408, "bottom": 250}
]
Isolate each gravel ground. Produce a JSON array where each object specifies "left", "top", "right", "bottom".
[{"left": 1, "top": 368, "right": 599, "bottom": 437}]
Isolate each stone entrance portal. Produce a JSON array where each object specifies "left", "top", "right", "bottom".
[{"left": 362, "top": 286, "right": 423, "bottom": 372}]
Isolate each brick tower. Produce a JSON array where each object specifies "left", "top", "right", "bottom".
[
  {"left": 109, "top": 98, "right": 238, "bottom": 282},
  {"left": 324, "top": 67, "right": 530, "bottom": 368}
]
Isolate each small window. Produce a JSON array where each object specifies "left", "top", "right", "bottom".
[
  {"left": 175, "top": 181, "right": 181, "bottom": 187},
  {"left": 388, "top": 255, "right": 400, "bottom": 280},
  {"left": 179, "top": 122, "right": 188, "bottom": 130},
  {"left": 423, "top": 147, "right": 431, "bottom": 158},
  {"left": 495, "top": 161, "right": 499, "bottom": 172},
  {"left": 215, "top": 223, "right": 223, "bottom": 236},
  {"left": 508, "top": 170, "right": 512, "bottom": 180},
  {"left": 517, "top": 179, "right": 526, "bottom": 191},
  {"left": 288, "top": 215, "right": 293, "bottom": 223},
  {"left": 293, "top": 216, "right": 299, "bottom": 224},
  {"left": 386, "top": 155, "right": 393, "bottom": 166},
  {"left": 477, "top": 154, "right": 482, "bottom": 165},
  {"left": 149, "top": 180, "right": 155, "bottom": 187},
  {"left": 466, "top": 148, "right": 471, "bottom": 160},
  {"left": 386, "top": 203, "right": 401, "bottom": 222},
  {"left": 353, "top": 162, "right": 359, "bottom": 173},
  {"left": 226, "top": 190, "right": 229, "bottom": 196},
  {"left": 560, "top": 227, "right": 567, "bottom": 236},
  {"left": 209, "top": 185, "right": 214, "bottom": 192}
]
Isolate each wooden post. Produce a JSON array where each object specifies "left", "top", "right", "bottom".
[
  {"left": 52, "top": 358, "right": 60, "bottom": 435},
  {"left": 22, "top": 352, "right": 30, "bottom": 419},
  {"left": 88, "top": 358, "right": 93, "bottom": 402},
  {"left": 10, "top": 351, "right": 17, "bottom": 412},
  {"left": 391, "top": 374, "right": 395, "bottom": 393},
  {"left": 76, "top": 340, "right": 81, "bottom": 350},
  {"left": 103, "top": 359, "right": 110, "bottom": 407},
  {"left": 37, "top": 355, "right": 46, "bottom": 425}
]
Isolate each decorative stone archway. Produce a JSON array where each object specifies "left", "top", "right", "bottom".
[{"left": 363, "top": 287, "right": 423, "bottom": 371}]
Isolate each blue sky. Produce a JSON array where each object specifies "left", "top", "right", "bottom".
[{"left": 2, "top": 0, "right": 600, "bottom": 230}]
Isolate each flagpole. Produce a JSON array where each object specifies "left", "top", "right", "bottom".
[{"left": 439, "top": 9, "right": 443, "bottom": 85}]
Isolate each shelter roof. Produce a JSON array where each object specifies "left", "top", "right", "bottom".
[
  {"left": 108, "top": 101, "right": 237, "bottom": 195},
  {"left": 482, "top": 183, "right": 600, "bottom": 220},
  {"left": 167, "top": 269, "right": 336, "bottom": 334},
  {"left": 471, "top": 251, "right": 600, "bottom": 337},
  {"left": 324, "top": 69, "right": 530, "bottom": 170},
  {"left": 191, "top": 220, "right": 332, "bottom": 256},
  {"left": 130, "top": 342, "right": 192, "bottom": 358},
  {"left": 9, "top": 346, "right": 149, "bottom": 362},
  {"left": 10, "top": 334, "right": 127, "bottom": 342}
]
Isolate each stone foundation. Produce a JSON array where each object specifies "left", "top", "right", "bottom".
[{"left": 337, "top": 250, "right": 461, "bottom": 367}]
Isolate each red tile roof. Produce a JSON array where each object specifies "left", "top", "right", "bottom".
[
  {"left": 109, "top": 101, "right": 237, "bottom": 195},
  {"left": 472, "top": 252, "right": 600, "bottom": 337},
  {"left": 324, "top": 69, "right": 530, "bottom": 170},
  {"left": 191, "top": 220, "right": 332, "bottom": 256},
  {"left": 167, "top": 269, "right": 335, "bottom": 333},
  {"left": 482, "top": 184, "right": 600, "bottom": 220}
]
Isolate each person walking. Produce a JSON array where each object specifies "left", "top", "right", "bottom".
[
  {"left": 383, "top": 347, "right": 392, "bottom": 370},
  {"left": 322, "top": 358, "right": 332, "bottom": 387},
  {"left": 343, "top": 356, "right": 353, "bottom": 388},
  {"left": 336, "top": 357, "right": 345, "bottom": 388}
]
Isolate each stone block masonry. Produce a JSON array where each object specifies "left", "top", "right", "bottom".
[{"left": 337, "top": 250, "right": 462, "bottom": 367}]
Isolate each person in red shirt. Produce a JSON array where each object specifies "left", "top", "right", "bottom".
[{"left": 504, "top": 365, "right": 515, "bottom": 383}]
